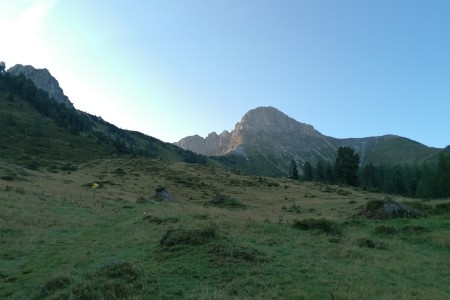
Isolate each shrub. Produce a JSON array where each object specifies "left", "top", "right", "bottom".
[{"left": 433, "top": 203, "right": 450, "bottom": 215}]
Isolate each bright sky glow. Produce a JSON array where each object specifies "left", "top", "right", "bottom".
[{"left": 1, "top": 0, "right": 449, "bottom": 148}]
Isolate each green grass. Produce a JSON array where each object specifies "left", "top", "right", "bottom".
[{"left": 1, "top": 157, "right": 450, "bottom": 299}]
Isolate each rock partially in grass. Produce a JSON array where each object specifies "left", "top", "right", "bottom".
[
  {"left": 153, "top": 187, "right": 175, "bottom": 202},
  {"left": 360, "top": 196, "right": 420, "bottom": 219},
  {"left": 136, "top": 187, "right": 175, "bottom": 203}
]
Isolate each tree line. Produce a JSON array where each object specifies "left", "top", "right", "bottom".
[{"left": 289, "top": 146, "right": 450, "bottom": 199}]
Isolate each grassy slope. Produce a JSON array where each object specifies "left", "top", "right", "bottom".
[
  {"left": 0, "top": 89, "right": 113, "bottom": 169},
  {"left": 1, "top": 157, "right": 449, "bottom": 299}
]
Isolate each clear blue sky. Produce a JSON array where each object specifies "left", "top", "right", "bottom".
[{"left": 1, "top": 0, "right": 449, "bottom": 148}]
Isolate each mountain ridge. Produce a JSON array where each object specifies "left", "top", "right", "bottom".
[{"left": 176, "top": 106, "right": 442, "bottom": 175}]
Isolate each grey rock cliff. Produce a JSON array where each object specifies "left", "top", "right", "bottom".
[{"left": 8, "top": 64, "right": 74, "bottom": 108}]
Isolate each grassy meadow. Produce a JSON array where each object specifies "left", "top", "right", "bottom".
[{"left": 1, "top": 156, "right": 450, "bottom": 299}]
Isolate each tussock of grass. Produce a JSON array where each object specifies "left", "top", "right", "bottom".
[
  {"left": 374, "top": 225, "right": 397, "bottom": 234},
  {"left": 402, "top": 225, "right": 430, "bottom": 233},
  {"left": 208, "top": 243, "right": 268, "bottom": 264},
  {"left": 142, "top": 215, "right": 179, "bottom": 224},
  {"left": 282, "top": 204, "right": 302, "bottom": 213},
  {"left": 206, "top": 194, "right": 247, "bottom": 209},
  {"left": 292, "top": 218, "right": 342, "bottom": 236},
  {"left": 356, "top": 237, "right": 389, "bottom": 250},
  {"left": 72, "top": 261, "right": 141, "bottom": 299},
  {"left": 160, "top": 227, "right": 218, "bottom": 247}
]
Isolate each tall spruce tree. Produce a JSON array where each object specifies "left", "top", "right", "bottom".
[
  {"left": 335, "top": 146, "right": 360, "bottom": 186},
  {"left": 289, "top": 159, "right": 299, "bottom": 180},
  {"left": 302, "top": 161, "right": 313, "bottom": 181},
  {"left": 436, "top": 153, "right": 450, "bottom": 198}
]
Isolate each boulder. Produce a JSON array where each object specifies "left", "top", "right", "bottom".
[
  {"left": 153, "top": 187, "right": 175, "bottom": 202},
  {"left": 360, "top": 196, "right": 420, "bottom": 219}
]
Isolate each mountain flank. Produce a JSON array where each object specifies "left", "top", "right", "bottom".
[{"left": 176, "top": 106, "right": 442, "bottom": 176}]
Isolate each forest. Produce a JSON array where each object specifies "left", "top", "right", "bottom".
[{"left": 297, "top": 146, "right": 450, "bottom": 199}]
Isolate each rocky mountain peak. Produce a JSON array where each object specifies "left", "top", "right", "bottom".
[
  {"left": 234, "top": 106, "right": 320, "bottom": 136},
  {"left": 175, "top": 106, "right": 326, "bottom": 158},
  {"left": 8, "top": 64, "right": 73, "bottom": 108}
]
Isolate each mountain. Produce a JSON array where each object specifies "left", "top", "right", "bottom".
[
  {"left": 8, "top": 64, "right": 74, "bottom": 108},
  {"left": 0, "top": 63, "right": 207, "bottom": 169},
  {"left": 176, "top": 106, "right": 442, "bottom": 176}
]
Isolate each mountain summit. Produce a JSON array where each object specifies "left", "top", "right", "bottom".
[
  {"left": 234, "top": 106, "right": 319, "bottom": 135},
  {"left": 176, "top": 106, "right": 440, "bottom": 176},
  {"left": 176, "top": 106, "right": 324, "bottom": 156},
  {"left": 8, "top": 64, "right": 73, "bottom": 108}
]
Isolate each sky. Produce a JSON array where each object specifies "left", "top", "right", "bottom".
[{"left": 1, "top": 0, "right": 449, "bottom": 148}]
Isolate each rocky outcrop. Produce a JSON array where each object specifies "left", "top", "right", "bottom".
[
  {"left": 176, "top": 131, "right": 232, "bottom": 156},
  {"left": 8, "top": 64, "right": 73, "bottom": 108}
]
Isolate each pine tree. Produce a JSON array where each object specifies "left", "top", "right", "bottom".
[
  {"left": 335, "top": 146, "right": 360, "bottom": 186},
  {"left": 302, "top": 161, "right": 313, "bottom": 181},
  {"left": 289, "top": 159, "right": 299, "bottom": 180},
  {"left": 436, "top": 153, "right": 450, "bottom": 198}
]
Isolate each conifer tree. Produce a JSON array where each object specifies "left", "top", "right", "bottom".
[
  {"left": 335, "top": 146, "right": 360, "bottom": 186},
  {"left": 289, "top": 159, "right": 299, "bottom": 180}
]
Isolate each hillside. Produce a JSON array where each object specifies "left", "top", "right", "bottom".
[
  {"left": 1, "top": 156, "right": 450, "bottom": 299},
  {"left": 177, "top": 107, "right": 442, "bottom": 176},
  {"left": 0, "top": 67, "right": 207, "bottom": 171}
]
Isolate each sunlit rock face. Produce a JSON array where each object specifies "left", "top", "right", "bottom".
[
  {"left": 8, "top": 64, "right": 74, "bottom": 108},
  {"left": 175, "top": 106, "right": 337, "bottom": 168}
]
